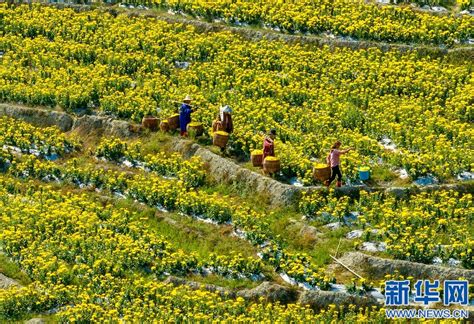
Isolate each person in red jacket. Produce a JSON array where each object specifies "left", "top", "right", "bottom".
[{"left": 263, "top": 129, "right": 277, "bottom": 159}]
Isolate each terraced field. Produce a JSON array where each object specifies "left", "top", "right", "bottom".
[
  {"left": 0, "top": 2, "right": 472, "bottom": 322},
  {"left": 2, "top": 4, "right": 473, "bottom": 185}
]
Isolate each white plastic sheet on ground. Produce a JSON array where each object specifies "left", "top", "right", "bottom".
[
  {"left": 360, "top": 242, "right": 387, "bottom": 252},
  {"left": 396, "top": 168, "right": 409, "bottom": 180},
  {"left": 379, "top": 136, "right": 397, "bottom": 151},
  {"left": 457, "top": 171, "right": 474, "bottom": 181},
  {"left": 324, "top": 222, "right": 343, "bottom": 230},
  {"left": 346, "top": 230, "right": 364, "bottom": 239},
  {"left": 289, "top": 177, "right": 304, "bottom": 187}
]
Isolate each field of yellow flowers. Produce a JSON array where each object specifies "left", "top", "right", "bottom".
[
  {"left": 95, "top": 137, "right": 206, "bottom": 187},
  {"left": 0, "top": 6, "right": 474, "bottom": 183},
  {"left": 0, "top": 109, "right": 472, "bottom": 320},
  {"left": 0, "top": 117, "right": 390, "bottom": 321},
  {"left": 0, "top": 175, "right": 391, "bottom": 322},
  {"left": 0, "top": 2, "right": 472, "bottom": 320},
  {"left": 300, "top": 189, "right": 473, "bottom": 269},
  {"left": 1, "top": 4, "right": 472, "bottom": 184},
  {"left": 118, "top": 0, "right": 473, "bottom": 46},
  {"left": 0, "top": 116, "right": 80, "bottom": 157}
]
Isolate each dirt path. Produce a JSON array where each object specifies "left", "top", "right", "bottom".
[
  {"left": 165, "top": 276, "right": 379, "bottom": 309},
  {"left": 0, "top": 273, "right": 21, "bottom": 289},
  {"left": 328, "top": 252, "right": 474, "bottom": 282}
]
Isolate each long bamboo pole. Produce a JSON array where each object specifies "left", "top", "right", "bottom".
[
  {"left": 171, "top": 100, "right": 198, "bottom": 108},
  {"left": 329, "top": 254, "right": 364, "bottom": 280}
]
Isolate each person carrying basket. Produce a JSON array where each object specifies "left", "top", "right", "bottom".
[{"left": 325, "top": 140, "right": 353, "bottom": 187}]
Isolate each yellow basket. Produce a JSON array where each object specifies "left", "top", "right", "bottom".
[
  {"left": 167, "top": 114, "right": 180, "bottom": 129},
  {"left": 213, "top": 131, "right": 229, "bottom": 148},
  {"left": 313, "top": 163, "right": 331, "bottom": 182},
  {"left": 263, "top": 156, "right": 280, "bottom": 174},
  {"left": 251, "top": 150, "right": 264, "bottom": 167},
  {"left": 187, "top": 122, "right": 204, "bottom": 136}
]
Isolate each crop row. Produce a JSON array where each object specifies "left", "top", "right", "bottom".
[
  {"left": 300, "top": 189, "right": 473, "bottom": 268},
  {"left": 0, "top": 275, "right": 384, "bottom": 322},
  {"left": 0, "top": 179, "right": 387, "bottom": 322},
  {"left": 95, "top": 137, "right": 206, "bottom": 187},
  {"left": 0, "top": 116, "right": 80, "bottom": 157},
  {"left": 4, "top": 155, "right": 335, "bottom": 291},
  {"left": 0, "top": 180, "right": 265, "bottom": 282},
  {"left": 0, "top": 177, "right": 269, "bottom": 319},
  {"left": 125, "top": 0, "right": 473, "bottom": 45}
]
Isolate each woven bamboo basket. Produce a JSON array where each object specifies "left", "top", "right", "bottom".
[
  {"left": 213, "top": 131, "right": 229, "bottom": 148},
  {"left": 141, "top": 116, "right": 159, "bottom": 131},
  {"left": 167, "top": 114, "right": 180, "bottom": 129},
  {"left": 159, "top": 120, "right": 170, "bottom": 132},
  {"left": 313, "top": 164, "right": 331, "bottom": 182},
  {"left": 263, "top": 156, "right": 280, "bottom": 174},
  {"left": 187, "top": 122, "right": 204, "bottom": 136},
  {"left": 250, "top": 151, "right": 263, "bottom": 167}
]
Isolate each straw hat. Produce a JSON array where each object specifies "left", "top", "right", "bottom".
[{"left": 183, "top": 95, "right": 192, "bottom": 103}]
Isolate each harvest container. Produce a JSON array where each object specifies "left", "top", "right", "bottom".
[
  {"left": 263, "top": 156, "right": 280, "bottom": 174},
  {"left": 359, "top": 166, "right": 370, "bottom": 181},
  {"left": 168, "top": 114, "right": 180, "bottom": 130},
  {"left": 141, "top": 116, "right": 159, "bottom": 131},
  {"left": 187, "top": 122, "right": 204, "bottom": 136},
  {"left": 313, "top": 163, "right": 331, "bottom": 182},
  {"left": 213, "top": 131, "right": 229, "bottom": 148},
  {"left": 160, "top": 120, "right": 170, "bottom": 132},
  {"left": 251, "top": 150, "right": 263, "bottom": 167}
]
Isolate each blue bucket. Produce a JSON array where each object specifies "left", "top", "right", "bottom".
[{"left": 359, "top": 167, "right": 370, "bottom": 181}]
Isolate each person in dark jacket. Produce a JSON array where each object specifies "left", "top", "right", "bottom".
[
  {"left": 179, "top": 95, "right": 193, "bottom": 136},
  {"left": 263, "top": 128, "right": 277, "bottom": 159}
]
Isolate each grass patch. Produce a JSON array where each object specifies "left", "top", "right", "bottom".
[
  {"left": 286, "top": 226, "right": 353, "bottom": 267},
  {"left": 201, "top": 182, "right": 271, "bottom": 210},
  {"left": 138, "top": 131, "right": 173, "bottom": 155},
  {"left": 111, "top": 198, "right": 260, "bottom": 260},
  {"left": 241, "top": 161, "right": 264, "bottom": 173},
  {"left": 0, "top": 254, "right": 31, "bottom": 286},
  {"left": 152, "top": 213, "right": 258, "bottom": 259},
  {"left": 391, "top": 177, "right": 413, "bottom": 187},
  {"left": 370, "top": 165, "right": 398, "bottom": 183},
  {"left": 312, "top": 227, "right": 354, "bottom": 264},
  {"left": 207, "top": 145, "right": 223, "bottom": 155},
  {"left": 185, "top": 273, "right": 262, "bottom": 290},
  {"left": 267, "top": 208, "right": 356, "bottom": 267}
]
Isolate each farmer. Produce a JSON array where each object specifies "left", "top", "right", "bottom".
[
  {"left": 263, "top": 128, "right": 277, "bottom": 159},
  {"left": 219, "top": 105, "right": 233, "bottom": 134},
  {"left": 179, "top": 95, "right": 193, "bottom": 136},
  {"left": 212, "top": 114, "right": 223, "bottom": 133},
  {"left": 325, "top": 140, "right": 353, "bottom": 188}
]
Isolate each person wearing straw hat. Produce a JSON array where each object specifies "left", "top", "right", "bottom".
[
  {"left": 219, "top": 105, "right": 233, "bottom": 134},
  {"left": 179, "top": 95, "right": 193, "bottom": 136}
]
